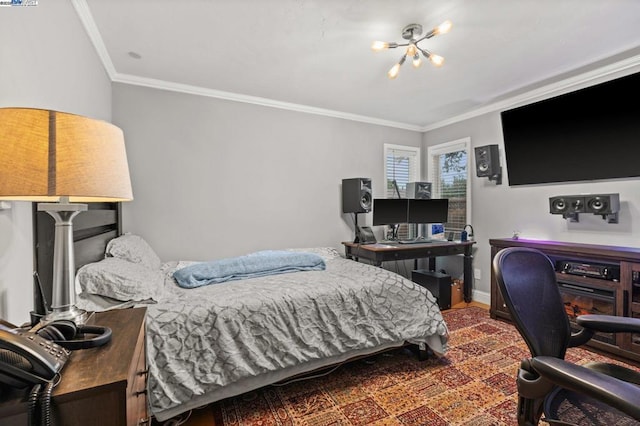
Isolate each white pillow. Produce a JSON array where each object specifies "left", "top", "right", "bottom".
[
  {"left": 77, "top": 257, "right": 164, "bottom": 302},
  {"left": 106, "top": 234, "right": 161, "bottom": 270}
]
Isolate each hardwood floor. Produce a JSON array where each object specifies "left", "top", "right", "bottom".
[{"left": 156, "top": 302, "right": 488, "bottom": 426}]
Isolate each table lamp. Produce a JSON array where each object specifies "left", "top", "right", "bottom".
[{"left": 0, "top": 107, "right": 133, "bottom": 325}]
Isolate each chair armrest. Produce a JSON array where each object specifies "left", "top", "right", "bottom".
[
  {"left": 531, "top": 356, "right": 640, "bottom": 420},
  {"left": 577, "top": 314, "right": 640, "bottom": 333}
]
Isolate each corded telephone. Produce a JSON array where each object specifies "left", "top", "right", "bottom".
[
  {"left": 0, "top": 326, "right": 69, "bottom": 388},
  {"left": 355, "top": 226, "right": 377, "bottom": 244}
]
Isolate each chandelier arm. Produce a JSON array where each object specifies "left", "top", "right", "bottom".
[
  {"left": 377, "top": 42, "right": 409, "bottom": 50},
  {"left": 415, "top": 30, "right": 436, "bottom": 44},
  {"left": 418, "top": 47, "right": 432, "bottom": 58}
]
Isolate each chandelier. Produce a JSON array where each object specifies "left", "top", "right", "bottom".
[{"left": 372, "top": 20, "right": 452, "bottom": 79}]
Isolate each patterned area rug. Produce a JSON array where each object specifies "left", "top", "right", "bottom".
[{"left": 210, "top": 307, "right": 638, "bottom": 425}]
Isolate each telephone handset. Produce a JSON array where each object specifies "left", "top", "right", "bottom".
[{"left": 0, "top": 326, "right": 69, "bottom": 388}]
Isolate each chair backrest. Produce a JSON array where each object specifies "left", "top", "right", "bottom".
[{"left": 493, "top": 247, "right": 571, "bottom": 359}]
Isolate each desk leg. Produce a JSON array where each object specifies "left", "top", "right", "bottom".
[
  {"left": 463, "top": 249, "right": 473, "bottom": 303},
  {"left": 344, "top": 248, "right": 356, "bottom": 262},
  {"left": 428, "top": 258, "right": 436, "bottom": 271}
]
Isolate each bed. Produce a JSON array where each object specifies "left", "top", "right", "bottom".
[{"left": 33, "top": 206, "right": 449, "bottom": 423}]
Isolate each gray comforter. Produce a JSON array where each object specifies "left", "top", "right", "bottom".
[{"left": 145, "top": 248, "right": 449, "bottom": 421}]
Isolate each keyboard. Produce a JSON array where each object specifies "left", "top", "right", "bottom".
[{"left": 397, "top": 239, "right": 433, "bottom": 245}]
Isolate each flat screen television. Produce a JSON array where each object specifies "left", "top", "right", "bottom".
[
  {"left": 407, "top": 199, "right": 449, "bottom": 224},
  {"left": 372, "top": 199, "right": 408, "bottom": 225},
  {"left": 501, "top": 71, "right": 640, "bottom": 186}
]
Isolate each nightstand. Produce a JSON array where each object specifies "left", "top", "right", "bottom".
[{"left": 0, "top": 307, "right": 148, "bottom": 426}]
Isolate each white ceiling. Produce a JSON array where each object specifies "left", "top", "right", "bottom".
[{"left": 76, "top": 0, "right": 640, "bottom": 131}]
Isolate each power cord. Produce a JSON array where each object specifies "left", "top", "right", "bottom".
[
  {"left": 270, "top": 362, "right": 345, "bottom": 386},
  {"left": 161, "top": 410, "right": 193, "bottom": 426}
]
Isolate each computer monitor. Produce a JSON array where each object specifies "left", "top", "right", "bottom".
[
  {"left": 407, "top": 199, "right": 449, "bottom": 224},
  {"left": 372, "top": 199, "right": 408, "bottom": 226}
]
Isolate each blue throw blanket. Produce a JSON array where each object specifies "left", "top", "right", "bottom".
[{"left": 173, "top": 250, "right": 326, "bottom": 288}]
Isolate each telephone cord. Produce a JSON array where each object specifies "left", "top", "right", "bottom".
[
  {"left": 28, "top": 383, "right": 41, "bottom": 426},
  {"left": 40, "top": 380, "right": 54, "bottom": 426}
]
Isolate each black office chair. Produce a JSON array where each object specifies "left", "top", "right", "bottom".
[{"left": 492, "top": 247, "right": 640, "bottom": 425}]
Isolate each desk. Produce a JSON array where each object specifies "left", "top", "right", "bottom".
[{"left": 342, "top": 240, "right": 475, "bottom": 303}]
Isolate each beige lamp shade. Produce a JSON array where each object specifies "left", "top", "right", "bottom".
[{"left": 0, "top": 107, "right": 133, "bottom": 202}]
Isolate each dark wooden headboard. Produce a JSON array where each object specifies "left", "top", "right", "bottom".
[{"left": 32, "top": 202, "right": 122, "bottom": 312}]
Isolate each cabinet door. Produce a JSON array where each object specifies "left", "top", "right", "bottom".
[
  {"left": 490, "top": 245, "right": 512, "bottom": 320},
  {"left": 622, "top": 261, "right": 640, "bottom": 353}
]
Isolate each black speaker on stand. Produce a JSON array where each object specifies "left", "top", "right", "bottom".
[
  {"left": 342, "top": 178, "right": 375, "bottom": 244},
  {"left": 342, "top": 178, "right": 372, "bottom": 214},
  {"left": 406, "top": 182, "right": 432, "bottom": 199}
]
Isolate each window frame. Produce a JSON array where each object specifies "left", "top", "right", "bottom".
[{"left": 426, "top": 137, "right": 471, "bottom": 235}]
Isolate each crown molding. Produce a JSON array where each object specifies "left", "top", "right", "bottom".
[
  {"left": 112, "top": 73, "right": 424, "bottom": 132},
  {"left": 72, "top": 0, "right": 117, "bottom": 79}
]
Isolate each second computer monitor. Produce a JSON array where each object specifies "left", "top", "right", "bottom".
[
  {"left": 407, "top": 199, "right": 449, "bottom": 224},
  {"left": 372, "top": 199, "right": 408, "bottom": 225}
]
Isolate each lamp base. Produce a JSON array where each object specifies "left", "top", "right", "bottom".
[
  {"left": 42, "top": 306, "right": 88, "bottom": 326},
  {"left": 38, "top": 199, "right": 88, "bottom": 327}
]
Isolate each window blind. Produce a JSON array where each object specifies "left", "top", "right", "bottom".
[
  {"left": 384, "top": 144, "right": 420, "bottom": 240},
  {"left": 428, "top": 139, "right": 469, "bottom": 237}
]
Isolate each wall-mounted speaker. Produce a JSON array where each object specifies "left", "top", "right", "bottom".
[
  {"left": 474, "top": 144, "right": 502, "bottom": 184},
  {"left": 549, "top": 195, "right": 585, "bottom": 215},
  {"left": 406, "top": 182, "right": 432, "bottom": 199},
  {"left": 585, "top": 194, "right": 620, "bottom": 215},
  {"left": 549, "top": 193, "right": 620, "bottom": 223},
  {"left": 342, "top": 178, "right": 372, "bottom": 213}
]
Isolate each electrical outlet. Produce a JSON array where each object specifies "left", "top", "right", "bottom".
[{"left": 474, "top": 268, "right": 481, "bottom": 280}]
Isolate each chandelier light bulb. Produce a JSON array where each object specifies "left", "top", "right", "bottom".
[
  {"left": 435, "top": 20, "right": 452, "bottom": 35},
  {"left": 387, "top": 63, "right": 401, "bottom": 79},
  {"left": 406, "top": 43, "right": 417, "bottom": 57},
  {"left": 412, "top": 53, "right": 422, "bottom": 68},
  {"left": 429, "top": 54, "right": 445, "bottom": 67},
  {"left": 371, "top": 41, "right": 389, "bottom": 51},
  {"left": 387, "top": 55, "right": 406, "bottom": 79}
]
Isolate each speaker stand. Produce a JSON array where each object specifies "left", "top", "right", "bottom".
[{"left": 353, "top": 213, "right": 360, "bottom": 243}]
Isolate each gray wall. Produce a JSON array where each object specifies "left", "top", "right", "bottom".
[
  {"left": 424, "top": 109, "right": 640, "bottom": 303},
  {"left": 112, "top": 84, "right": 421, "bottom": 262},
  {"left": 0, "top": 1, "right": 112, "bottom": 324}
]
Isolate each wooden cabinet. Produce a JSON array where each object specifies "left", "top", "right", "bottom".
[
  {"left": 490, "top": 238, "right": 640, "bottom": 363},
  {"left": 0, "top": 307, "right": 148, "bottom": 425}
]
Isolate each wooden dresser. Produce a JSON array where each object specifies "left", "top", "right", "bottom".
[{"left": 0, "top": 307, "right": 148, "bottom": 425}]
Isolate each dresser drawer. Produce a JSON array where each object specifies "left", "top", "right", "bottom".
[{"left": 127, "top": 318, "right": 149, "bottom": 426}]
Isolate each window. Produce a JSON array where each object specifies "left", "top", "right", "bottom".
[
  {"left": 383, "top": 144, "right": 420, "bottom": 240},
  {"left": 384, "top": 144, "right": 420, "bottom": 198},
  {"left": 427, "top": 138, "right": 470, "bottom": 238}
]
